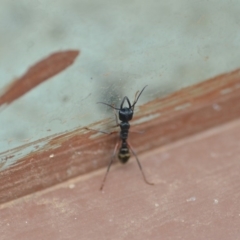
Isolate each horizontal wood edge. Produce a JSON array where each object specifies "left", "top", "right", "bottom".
[{"left": 1, "top": 68, "right": 240, "bottom": 204}]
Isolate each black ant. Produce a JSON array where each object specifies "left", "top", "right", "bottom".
[{"left": 96, "top": 85, "right": 154, "bottom": 190}]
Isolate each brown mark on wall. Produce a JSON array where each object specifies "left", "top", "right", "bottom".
[{"left": 0, "top": 50, "right": 80, "bottom": 107}]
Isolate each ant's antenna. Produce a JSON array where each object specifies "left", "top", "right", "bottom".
[
  {"left": 97, "top": 102, "right": 120, "bottom": 110},
  {"left": 132, "top": 85, "right": 148, "bottom": 109},
  {"left": 97, "top": 85, "right": 148, "bottom": 111}
]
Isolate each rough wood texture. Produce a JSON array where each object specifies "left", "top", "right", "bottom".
[
  {"left": 1, "top": 69, "right": 240, "bottom": 204},
  {"left": 1, "top": 118, "right": 240, "bottom": 240}
]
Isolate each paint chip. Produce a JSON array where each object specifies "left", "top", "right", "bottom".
[
  {"left": 210, "top": 152, "right": 218, "bottom": 158},
  {"left": 69, "top": 184, "right": 75, "bottom": 189},
  {"left": 220, "top": 88, "right": 232, "bottom": 95},
  {"left": 186, "top": 197, "right": 196, "bottom": 202},
  {"left": 212, "top": 103, "right": 221, "bottom": 111},
  {"left": 235, "top": 83, "right": 240, "bottom": 89},
  {"left": 174, "top": 103, "right": 191, "bottom": 111}
]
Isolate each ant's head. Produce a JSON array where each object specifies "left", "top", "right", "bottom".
[
  {"left": 97, "top": 85, "right": 147, "bottom": 122},
  {"left": 119, "top": 96, "right": 134, "bottom": 121}
]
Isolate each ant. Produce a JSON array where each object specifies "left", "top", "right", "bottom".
[{"left": 95, "top": 85, "right": 154, "bottom": 190}]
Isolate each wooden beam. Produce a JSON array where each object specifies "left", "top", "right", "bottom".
[{"left": 1, "top": 68, "right": 240, "bottom": 204}]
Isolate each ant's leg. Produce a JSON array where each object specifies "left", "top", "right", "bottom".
[
  {"left": 108, "top": 103, "right": 119, "bottom": 127},
  {"left": 84, "top": 127, "right": 118, "bottom": 135},
  {"left": 85, "top": 103, "right": 119, "bottom": 133},
  {"left": 102, "top": 106, "right": 119, "bottom": 131},
  {"left": 113, "top": 108, "right": 119, "bottom": 127},
  {"left": 127, "top": 142, "right": 154, "bottom": 186},
  {"left": 129, "top": 129, "right": 145, "bottom": 134},
  {"left": 84, "top": 127, "right": 110, "bottom": 135},
  {"left": 100, "top": 140, "right": 120, "bottom": 191}
]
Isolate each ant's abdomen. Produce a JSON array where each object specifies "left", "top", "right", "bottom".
[{"left": 118, "top": 147, "right": 130, "bottom": 164}]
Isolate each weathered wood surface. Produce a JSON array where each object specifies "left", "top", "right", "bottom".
[
  {"left": 1, "top": 68, "right": 240, "bottom": 204},
  {"left": 1, "top": 118, "right": 240, "bottom": 240}
]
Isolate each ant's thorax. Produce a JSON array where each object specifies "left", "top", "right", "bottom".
[{"left": 119, "top": 121, "right": 130, "bottom": 141}]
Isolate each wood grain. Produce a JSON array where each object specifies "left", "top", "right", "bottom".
[
  {"left": 1, "top": 68, "right": 240, "bottom": 204},
  {"left": 1, "top": 118, "right": 240, "bottom": 240}
]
